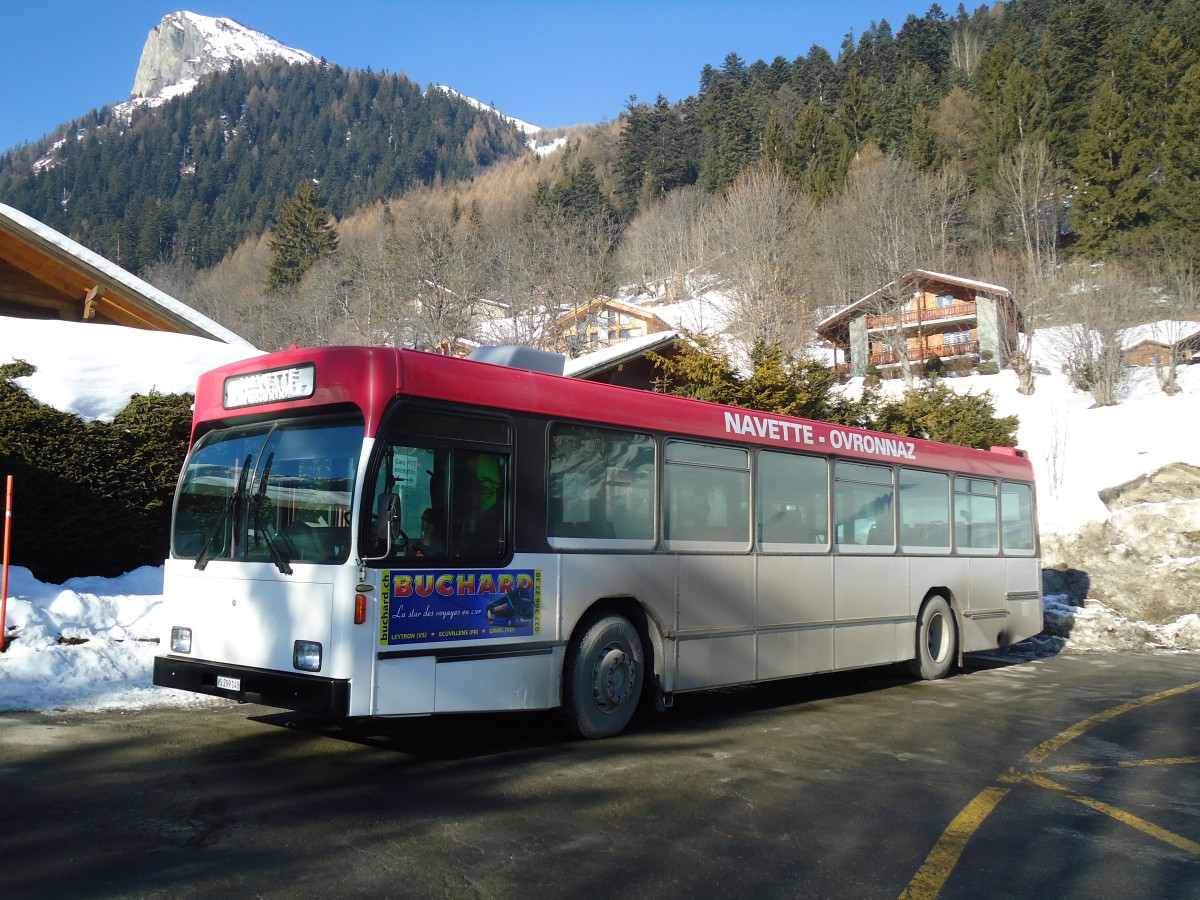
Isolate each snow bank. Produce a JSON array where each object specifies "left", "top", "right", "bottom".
[
  {"left": 0, "top": 566, "right": 214, "bottom": 711},
  {"left": 0, "top": 316, "right": 257, "bottom": 421}
]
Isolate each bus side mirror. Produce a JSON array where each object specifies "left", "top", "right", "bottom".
[
  {"left": 373, "top": 492, "right": 401, "bottom": 543},
  {"left": 363, "top": 492, "right": 404, "bottom": 563}
]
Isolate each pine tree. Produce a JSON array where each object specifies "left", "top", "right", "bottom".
[
  {"left": 267, "top": 180, "right": 339, "bottom": 292},
  {"left": 1070, "top": 79, "right": 1152, "bottom": 256},
  {"left": 906, "top": 105, "right": 942, "bottom": 171},
  {"left": 836, "top": 67, "right": 874, "bottom": 147},
  {"left": 794, "top": 101, "right": 851, "bottom": 200},
  {"left": 1161, "top": 65, "right": 1200, "bottom": 233}
]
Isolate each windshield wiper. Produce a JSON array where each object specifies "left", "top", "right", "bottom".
[
  {"left": 248, "top": 451, "right": 293, "bottom": 576},
  {"left": 194, "top": 454, "right": 251, "bottom": 570}
]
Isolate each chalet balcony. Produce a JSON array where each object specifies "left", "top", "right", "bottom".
[
  {"left": 865, "top": 300, "right": 977, "bottom": 332},
  {"left": 870, "top": 340, "right": 980, "bottom": 369}
]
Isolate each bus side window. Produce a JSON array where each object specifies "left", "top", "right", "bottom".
[
  {"left": 757, "top": 451, "right": 828, "bottom": 550},
  {"left": 663, "top": 441, "right": 749, "bottom": 548},
  {"left": 548, "top": 425, "right": 654, "bottom": 545},
  {"left": 899, "top": 469, "right": 950, "bottom": 553},
  {"left": 368, "top": 409, "right": 512, "bottom": 564},
  {"left": 954, "top": 476, "right": 998, "bottom": 554},
  {"left": 1000, "top": 481, "right": 1036, "bottom": 554},
  {"left": 834, "top": 461, "right": 895, "bottom": 551}
]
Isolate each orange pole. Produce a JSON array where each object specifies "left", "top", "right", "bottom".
[{"left": 1, "top": 475, "right": 11, "bottom": 652}]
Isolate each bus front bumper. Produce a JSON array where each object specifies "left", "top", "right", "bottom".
[{"left": 153, "top": 656, "right": 351, "bottom": 717}]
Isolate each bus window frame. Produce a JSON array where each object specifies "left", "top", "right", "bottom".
[
  {"left": 662, "top": 438, "right": 752, "bottom": 553},
  {"left": 362, "top": 401, "right": 515, "bottom": 568},
  {"left": 546, "top": 421, "right": 658, "bottom": 552},
  {"left": 834, "top": 460, "right": 897, "bottom": 554},
  {"left": 953, "top": 475, "right": 999, "bottom": 556},
  {"left": 755, "top": 449, "right": 831, "bottom": 554},
  {"left": 1000, "top": 479, "right": 1038, "bottom": 556},
  {"left": 898, "top": 467, "right": 952, "bottom": 555}
]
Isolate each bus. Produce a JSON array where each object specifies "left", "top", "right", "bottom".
[{"left": 154, "top": 344, "right": 1042, "bottom": 739}]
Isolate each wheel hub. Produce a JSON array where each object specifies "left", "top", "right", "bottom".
[{"left": 592, "top": 644, "right": 634, "bottom": 710}]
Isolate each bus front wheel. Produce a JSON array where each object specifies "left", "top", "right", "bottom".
[
  {"left": 908, "top": 596, "right": 957, "bottom": 680},
  {"left": 560, "top": 614, "right": 644, "bottom": 739}
]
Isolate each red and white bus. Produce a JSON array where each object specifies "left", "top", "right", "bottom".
[{"left": 154, "top": 345, "right": 1041, "bottom": 738}]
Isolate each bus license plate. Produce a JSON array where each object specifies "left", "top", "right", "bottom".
[{"left": 216, "top": 675, "right": 241, "bottom": 691}]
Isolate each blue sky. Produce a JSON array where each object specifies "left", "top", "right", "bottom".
[{"left": 2, "top": 1, "right": 930, "bottom": 154}]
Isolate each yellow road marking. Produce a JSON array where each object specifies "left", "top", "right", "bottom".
[
  {"left": 898, "top": 787, "right": 1010, "bottom": 900},
  {"left": 899, "top": 679, "right": 1200, "bottom": 899},
  {"left": 1023, "top": 681, "right": 1200, "bottom": 767},
  {"left": 1015, "top": 772, "right": 1200, "bottom": 857},
  {"left": 1042, "top": 756, "right": 1200, "bottom": 773}
]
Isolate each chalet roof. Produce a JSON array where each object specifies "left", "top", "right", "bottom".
[
  {"left": 0, "top": 203, "right": 255, "bottom": 348},
  {"left": 1119, "top": 320, "right": 1200, "bottom": 347},
  {"left": 815, "top": 270, "right": 1016, "bottom": 341},
  {"left": 564, "top": 330, "right": 680, "bottom": 380},
  {"left": 554, "top": 295, "right": 672, "bottom": 331}
]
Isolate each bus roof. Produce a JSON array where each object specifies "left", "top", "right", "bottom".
[{"left": 193, "top": 345, "right": 1034, "bottom": 481}]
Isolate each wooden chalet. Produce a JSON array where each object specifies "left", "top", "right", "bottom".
[
  {"left": 816, "top": 271, "right": 1024, "bottom": 378},
  {"left": 1121, "top": 321, "right": 1200, "bottom": 367},
  {"left": 554, "top": 297, "right": 673, "bottom": 353}
]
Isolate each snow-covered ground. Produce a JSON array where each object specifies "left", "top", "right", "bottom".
[{"left": 1, "top": 315, "right": 1197, "bottom": 712}]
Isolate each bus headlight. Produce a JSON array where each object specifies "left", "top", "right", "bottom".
[
  {"left": 170, "top": 626, "right": 192, "bottom": 654},
  {"left": 293, "top": 640, "right": 322, "bottom": 672}
]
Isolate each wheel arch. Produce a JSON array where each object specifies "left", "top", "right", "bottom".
[{"left": 567, "top": 595, "right": 666, "bottom": 705}]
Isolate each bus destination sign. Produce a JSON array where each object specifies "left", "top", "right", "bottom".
[{"left": 223, "top": 364, "right": 315, "bottom": 409}]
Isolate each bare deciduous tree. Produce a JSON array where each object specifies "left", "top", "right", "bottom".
[
  {"left": 1045, "top": 262, "right": 1145, "bottom": 407},
  {"left": 481, "top": 199, "right": 617, "bottom": 353},
  {"left": 1144, "top": 233, "right": 1200, "bottom": 394},
  {"left": 994, "top": 140, "right": 1061, "bottom": 287},
  {"left": 950, "top": 22, "right": 986, "bottom": 81},
  {"left": 977, "top": 249, "right": 1038, "bottom": 395},
  {"left": 701, "top": 165, "right": 812, "bottom": 355},
  {"left": 308, "top": 204, "right": 409, "bottom": 347},
  {"left": 396, "top": 192, "right": 486, "bottom": 352},
  {"left": 616, "top": 186, "right": 710, "bottom": 300}
]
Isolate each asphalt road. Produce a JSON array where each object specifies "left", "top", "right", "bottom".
[{"left": 2, "top": 651, "right": 1198, "bottom": 899}]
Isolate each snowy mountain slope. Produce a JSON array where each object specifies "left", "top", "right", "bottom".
[
  {"left": 112, "top": 10, "right": 320, "bottom": 126},
  {"left": 31, "top": 11, "right": 544, "bottom": 173},
  {"left": 432, "top": 85, "right": 555, "bottom": 153},
  {"left": 131, "top": 11, "right": 318, "bottom": 101}
]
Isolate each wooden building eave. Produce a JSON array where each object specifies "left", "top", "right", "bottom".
[{"left": 0, "top": 203, "right": 255, "bottom": 347}]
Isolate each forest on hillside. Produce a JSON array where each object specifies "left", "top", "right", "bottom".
[
  {"left": 0, "top": 61, "right": 528, "bottom": 272},
  {"left": 5, "top": 0, "right": 1200, "bottom": 381}
]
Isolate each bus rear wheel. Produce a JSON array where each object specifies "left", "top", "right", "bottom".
[
  {"left": 560, "top": 614, "right": 644, "bottom": 739},
  {"left": 908, "top": 595, "right": 957, "bottom": 680}
]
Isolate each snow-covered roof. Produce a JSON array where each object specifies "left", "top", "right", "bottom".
[
  {"left": 0, "top": 203, "right": 256, "bottom": 349},
  {"left": 1119, "top": 320, "right": 1200, "bottom": 347},
  {"left": 564, "top": 330, "right": 680, "bottom": 379}
]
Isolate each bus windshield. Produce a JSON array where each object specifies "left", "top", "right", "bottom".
[{"left": 173, "top": 417, "right": 363, "bottom": 569}]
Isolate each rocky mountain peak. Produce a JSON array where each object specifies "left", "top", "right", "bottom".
[{"left": 130, "top": 11, "right": 317, "bottom": 100}]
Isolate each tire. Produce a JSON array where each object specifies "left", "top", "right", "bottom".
[
  {"left": 560, "top": 614, "right": 644, "bottom": 739},
  {"left": 907, "top": 595, "right": 957, "bottom": 680}
]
